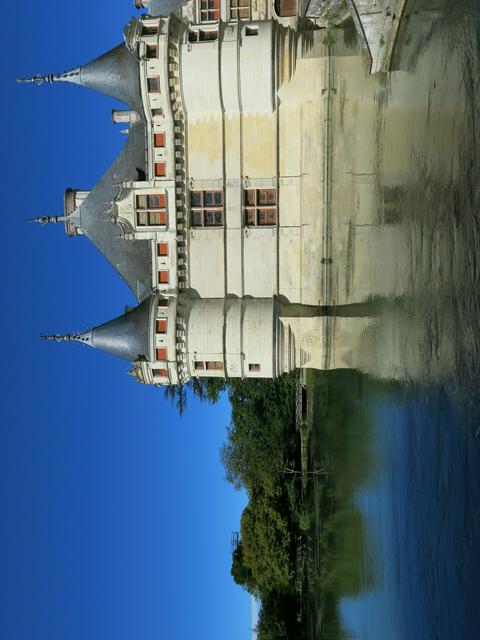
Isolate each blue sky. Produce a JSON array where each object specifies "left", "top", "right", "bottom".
[{"left": 0, "top": 2, "right": 249, "bottom": 638}]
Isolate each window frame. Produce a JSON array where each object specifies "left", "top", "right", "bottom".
[
  {"left": 190, "top": 190, "right": 224, "bottom": 228},
  {"left": 158, "top": 270, "right": 170, "bottom": 285},
  {"left": 153, "top": 367, "right": 169, "bottom": 378},
  {"left": 194, "top": 360, "right": 224, "bottom": 372},
  {"left": 154, "top": 132, "right": 165, "bottom": 148},
  {"left": 156, "top": 319, "right": 168, "bottom": 334},
  {"left": 157, "top": 242, "right": 169, "bottom": 257},
  {"left": 154, "top": 162, "right": 166, "bottom": 177},
  {"left": 142, "top": 24, "right": 159, "bottom": 35},
  {"left": 199, "top": 0, "right": 220, "bottom": 22},
  {"left": 230, "top": 0, "right": 251, "bottom": 20},
  {"left": 146, "top": 44, "right": 158, "bottom": 58},
  {"left": 156, "top": 347, "right": 168, "bottom": 361},
  {"left": 147, "top": 76, "right": 160, "bottom": 93},
  {"left": 188, "top": 29, "right": 218, "bottom": 43},
  {"left": 135, "top": 193, "right": 167, "bottom": 228},
  {"left": 244, "top": 188, "right": 278, "bottom": 227}
]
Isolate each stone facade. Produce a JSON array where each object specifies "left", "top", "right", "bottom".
[{"left": 27, "top": 1, "right": 381, "bottom": 386}]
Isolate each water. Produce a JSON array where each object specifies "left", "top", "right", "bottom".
[
  {"left": 315, "top": 1, "right": 480, "bottom": 637},
  {"left": 339, "top": 384, "right": 480, "bottom": 640}
]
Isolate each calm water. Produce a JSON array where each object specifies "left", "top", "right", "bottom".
[{"left": 334, "top": 0, "right": 480, "bottom": 637}]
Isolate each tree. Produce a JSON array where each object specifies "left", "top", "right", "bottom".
[
  {"left": 240, "top": 492, "right": 293, "bottom": 595},
  {"left": 163, "top": 377, "right": 226, "bottom": 414},
  {"left": 231, "top": 543, "right": 258, "bottom": 594}
]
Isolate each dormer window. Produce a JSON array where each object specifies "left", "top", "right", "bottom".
[
  {"left": 230, "top": 0, "right": 251, "bottom": 19},
  {"left": 143, "top": 24, "right": 159, "bottom": 36},
  {"left": 136, "top": 193, "right": 167, "bottom": 227},
  {"left": 200, "top": 0, "right": 219, "bottom": 22}
]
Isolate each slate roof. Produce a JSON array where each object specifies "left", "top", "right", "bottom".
[
  {"left": 79, "top": 43, "right": 143, "bottom": 113},
  {"left": 148, "top": 0, "right": 184, "bottom": 16},
  {"left": 76, "top": 121, "right": 152, "bottom": 301},
  {"left": 80, "top": 295, "right": 156, "bottom": 362}
]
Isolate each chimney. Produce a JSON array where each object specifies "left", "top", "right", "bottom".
[{"left": 112, "top": 109, "right": 140, "bottom": 124}]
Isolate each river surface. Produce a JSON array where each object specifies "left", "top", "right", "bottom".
[{"left": 330, "top": 0, "right": 480, "bottom": 638}]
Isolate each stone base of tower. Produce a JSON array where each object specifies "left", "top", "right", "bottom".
[{"left": 278, "top": 313, "right": 373, "bottom": 372}]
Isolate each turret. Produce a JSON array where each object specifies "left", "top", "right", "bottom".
[
  {"left": 42, "top": 295, "right": 158, "bottom": 363},
  {"left": 17, "top": 42, "right": 142, "bottom": 112}
]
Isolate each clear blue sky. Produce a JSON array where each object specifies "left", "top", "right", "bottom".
[{"left": 0, "top": 2, "right": 250, "bottom": 638}]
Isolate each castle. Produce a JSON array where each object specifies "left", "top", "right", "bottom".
[{"left": 23, "top": 0, "right": 376, "bottom": 387}]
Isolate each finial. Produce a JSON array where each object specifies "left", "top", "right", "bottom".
[
  {"left": 40, "top": 333, "right": 90, "bottom": 343},
  {"left": 17, "top": 69, "right": 81, "bottom": 86},
  {"left": 17, "top": 74, "right": 56, "bottom": 85},
  {"left": 27, "top": 215, "right": 66, "bottom": 225}
]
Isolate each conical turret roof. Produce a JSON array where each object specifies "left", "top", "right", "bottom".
[
  {"left": 79, "top": 43, "right": 142, "bottom": 112},
  {"left": 43, "top": 296, "right": 156, "bottom": 363},
  {"left": 18, "top": 43, "right": 142, "bottom": 112},
  {"left": 84, "top": 295, "right": 155, "bottom": 362}
]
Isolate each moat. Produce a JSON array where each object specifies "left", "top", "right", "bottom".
[{"left": 304, "top": 0, "right": 480, "bottom": 637}]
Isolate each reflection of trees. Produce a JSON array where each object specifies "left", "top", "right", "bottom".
[
  {"left": 306, "top": 370, "right": 379, "bottom": 637},
  {"left": 169, "top": 370, "right": 377, "bottom": 638}
]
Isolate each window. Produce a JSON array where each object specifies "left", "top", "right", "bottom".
[
  {"left": 194, "top": 361, "right": 224, "bottom": 371},
  {"left": 158, "top": 299, "right": 168, "bottom": 307},
  {"left": 155, "top": 162, "right": 166, "bottom": 177},
  {"left": 230, "top": 0, "right": 251, "bottom": 19},
  {"left": 157, "top": 242, "right": 169, "bottom": 257},
  {"left": 249, "top": 363, "right": 261, "bottom": 372},
  {"left": 137, "top": 194, "right": 166, "bottom": 209},
  {"left": 244, "top": 188, "right": 277, "bottom": 226},
  {"left": 147, "top": 77, "right": 160, "bottom": 93},
  {"left": 146, "top": 44, "right": 158, "bottom": 58},
  {"left": 156, "top": 319, "right": 167, "bottom": 333},
  {"left": 200, "top": 0, "right": 219, "bottom": 21},
  {"left": 156, "top": 348, "right": 168, "bottom": 361},
  {"left": 153, "top": 368, "right": 168, "bottom": 378},
  {"left": 137, "top": 210, "right": 166, "bottom": 226},
  {"left": 136, "top": 193, "right": 167, "bottom": 227},
  {"left": 245, "top": 26, "right": 258, "bottom": 36},
  {"left": 152, "top": 108, "right": 163, "bottom": 117},
  {"left": 275, "top": 0, "right": 297, "bottom": 16},
  {"left": 191, "top": 190, "right": 223, "bottom": 227},
  {"left": 206, "top": 361, "right": 224, "bottom": 371},
  {"left": 188, "top": 29, "right": 218, "bottom": 43},
  {"left": 154, "top": 132, "right": 165, "bottom": 148},
  {"left": 158, "top": 270, "right": 169, "bottom": 285},
  {"left": 143, "top": 24, "right": 159, "bottom": 35}
]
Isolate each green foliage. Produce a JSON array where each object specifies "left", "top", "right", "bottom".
[
  {"left": 240, "top": 491, "right": 293, "bottom": 594},
  {"left": 163, "top": 377, "right": 226, "bottom": 414},
  {"left": 256, "top": 592, "right": 300, "bottom": 640},
  {"left": 220, "top": 374, "right": 297, "bottom": 495},
  {"left": 231, "top": 543, "right": 257, "bottom": 594},
  {"left": 323, "top": 32, "right": 336, "bottom": 47}
]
